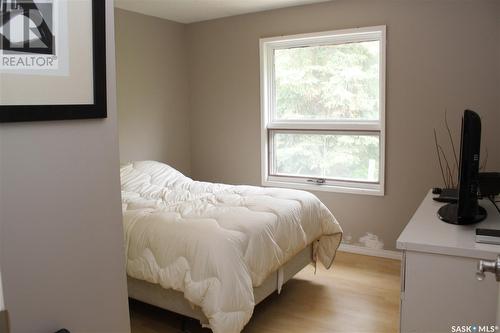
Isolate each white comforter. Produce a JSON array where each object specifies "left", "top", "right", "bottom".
[{"left": 121, "top": 161, "right": 342, "bottom": 333}]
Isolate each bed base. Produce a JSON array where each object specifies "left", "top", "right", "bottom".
[{"left": 127, "top": 244, "right": 313, "bottom": 324}]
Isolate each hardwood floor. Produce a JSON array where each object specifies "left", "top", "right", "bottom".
[{"left": 129, "top": 252, "right": 401, "bottom": 333}]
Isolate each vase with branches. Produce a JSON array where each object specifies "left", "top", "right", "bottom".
[{"left": 434, "top": 110, "right": 488, "bottom": 189}]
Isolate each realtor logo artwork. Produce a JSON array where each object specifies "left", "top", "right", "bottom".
[{"left": 0, "top": 0, "right": 57, "bottom": 70}]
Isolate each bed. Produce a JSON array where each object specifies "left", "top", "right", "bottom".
[{"left": 121, "top": 161, "right": 343, "bottom": 333}]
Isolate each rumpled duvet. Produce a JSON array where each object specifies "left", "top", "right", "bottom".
[{"left": 121, "top": 161, "right": 342, "bottom": 333}]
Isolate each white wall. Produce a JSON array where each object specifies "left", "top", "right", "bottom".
[
  {"left": 113, "top": 0, "right": 500, "bottom": 252},
  {"left": 0, "top": 1, "right": 131, "bottom": 332},
  {"left": 115, "top": 9, "right": 191, "bottom": 175},
  {"left": 186, "top": 0, "right": 500, "bottom": 251}
]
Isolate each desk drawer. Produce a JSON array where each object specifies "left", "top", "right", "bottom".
[{"left": 401, "top": 251, "right": 498, "bottom": 333}]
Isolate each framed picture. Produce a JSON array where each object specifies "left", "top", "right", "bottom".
[{"left": 0, "top": 0, "right": 106, "bottom": 122}]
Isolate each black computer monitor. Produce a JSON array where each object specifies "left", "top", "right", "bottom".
[{"left": 438, "top": 110, "right": 487, "bottom": 224}]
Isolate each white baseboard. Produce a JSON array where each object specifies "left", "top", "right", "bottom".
[{"left": 338, "top": 243, "right": 402, "bottom": 260}]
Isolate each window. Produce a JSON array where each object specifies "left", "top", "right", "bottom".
[{"left": 260, "top": 26, "right": 386, "bottom": 195}]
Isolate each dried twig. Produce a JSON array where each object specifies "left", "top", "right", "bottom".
[
  {"left": 450, "top": 163, "right": 456, "bottom": 186},
  {"left": 434, "top": 129, "right": 448, "bottom": 187},
  {"left": 438, "top": 144, "right": 455, "bottom": 188},
  {"left": 480, "top": 146, "right": 488, "bottom": 171},
  {"left": 444, "top": 110, "right": 459, "bottom": 172}
]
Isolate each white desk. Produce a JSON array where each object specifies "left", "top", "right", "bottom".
[{"left": 397, "top": 190, "right": 500, "bottom": 333}]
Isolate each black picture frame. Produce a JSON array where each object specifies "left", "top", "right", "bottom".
[{"left": 0, "top": 0, "right": 107, "bottom": 123}]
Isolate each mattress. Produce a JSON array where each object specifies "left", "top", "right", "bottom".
[{"left": 121, "top": 161, "right": 342, "bottom": 333}]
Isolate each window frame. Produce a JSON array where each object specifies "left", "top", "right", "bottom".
[{"left": 260, "top": 26, "right": 386, "bottom": 196}]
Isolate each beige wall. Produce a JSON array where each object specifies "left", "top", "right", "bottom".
[
  {"left": 186, "top": 0, "right": 500, "bottom": 251},
  {"left": 115, "top": 9, "right": 191, "bottom": 175},
  {"left": 0, "top": 1, "right": 130, "bottom": 332}
]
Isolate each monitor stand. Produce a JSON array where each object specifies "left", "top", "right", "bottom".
[{"left": 438, "top": 203, "right": 487, "bottom": 225}]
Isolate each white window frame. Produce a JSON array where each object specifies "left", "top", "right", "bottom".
[{"left": 260, "top": 25, "right": 386, "bottom": 196}]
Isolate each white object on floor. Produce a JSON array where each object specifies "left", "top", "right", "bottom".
[
  {"left": 358, "top": 232, "right": 384, "bottom": 250},
  {"left": 121, "top": 161, "right": 342, "bottom": 333},
  {"left": 397, "top": 190, "right": 500, "bottom": 333}
]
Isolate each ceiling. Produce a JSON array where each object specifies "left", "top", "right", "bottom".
[{"left": 114, "top": 0, "right": 330, "bottom": 24}]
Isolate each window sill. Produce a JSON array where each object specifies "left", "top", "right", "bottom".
[{"left": 262, "top": 179, "right": 384, "bottom": 196}]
